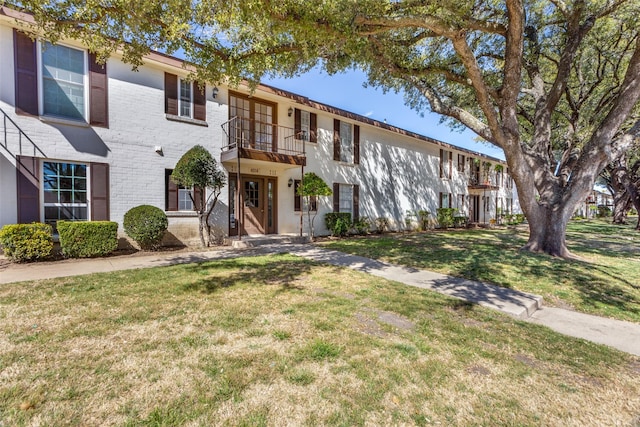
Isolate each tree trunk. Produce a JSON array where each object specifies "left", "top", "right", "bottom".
[
  {"left": 198, "top": 213, "right": 206, "bottom": 247},
  {"left": 521, "top": 205, "right": 574, "bottom": 258},
  {"left": 612, "top": 192, "right": 631, "bottom": 224}
]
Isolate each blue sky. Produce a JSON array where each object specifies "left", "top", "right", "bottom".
[{"left": 263, "top": 68, "right": 506, "bottom": 160}]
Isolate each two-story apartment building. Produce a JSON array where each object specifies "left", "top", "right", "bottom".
[{"left": 0, "top": 6, "right": 519, "bottom": 245}]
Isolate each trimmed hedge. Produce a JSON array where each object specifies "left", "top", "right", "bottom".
[
  {"left": 436, "top": 208, "right": 456, "bottom": 228},
  {"left": 325, "top": 212, "right": 351, "bottom": 237},
  {"left": 123, "top": 205, "right": 168, "bottom": 250},
  {"left": 0, "top": 223, "right": 53, "bottom": 262},
  {"left": 57, "top": 221, "right": 118, "bottom": 258}
]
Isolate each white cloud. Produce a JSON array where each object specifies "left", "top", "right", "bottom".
[{"left": 364, "top": 111, "right": 374, "bottom": 117}]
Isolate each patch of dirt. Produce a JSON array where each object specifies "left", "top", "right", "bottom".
[
  {"left": 513, "top": 353, "right": 539, "bottom": 368},
  {"left": 354, "top": 308, "right": 415, "bottom": 338},
  {"left": 628, "top": 360, "right": 640, "bottom": 376},
  {"left": 466, "top": 365, "right": 491, "bottom": 376}
]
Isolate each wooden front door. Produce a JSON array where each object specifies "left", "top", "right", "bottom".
[
  {"left": 469, "top": 195, "right": 480, "bottom": 223},
  {"left": 242, "top": 177, "right": 265, "bottom": 234}
]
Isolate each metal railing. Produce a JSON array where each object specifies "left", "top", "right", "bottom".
[
  {"left": 1, "top": 107, "right": 46, "bottom": 160},
  {"left": 221, "top": 116, "right": 306, "bottom": 156}
]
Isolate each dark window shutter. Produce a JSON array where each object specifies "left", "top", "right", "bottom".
[
  {"left": 448, "top": 151, "right": 453, "bottom": 179},
  {"left": 310, "top": 196, "right": 317, "bottom": 211},
  {"left": 13, "top": 30, "right": 38, "bottom": 116},
  {"left": 353, "top": 184, "right": 359, "bottom": 221},
  {"left": 16, "top": 156, "right": 40, "bottom": 223},
  {"left": 164, "top": 73, "right": 178, "bottom": 115},
  {"left": 333, "top": 183, "right": 340, "bottom": 212},
  {"left": 165, "top": 169, "right": 178, "bottom": 211},
  {"left": 449, "top": 193, "right": 453, "bottom": 209},
  {"left": 294, "top": 179, "right": 301, "bottom": 212},
  {"left": 439, "top": 149, "right": 444, "bottom": 178},
  {"left": 294, "top": 109, "right": 302, "bottom": 139},
  {"left": 354, "top": 125, "right": 360, "bottom": 165},
  {"left": 89, "top": 53, "right": 109, "bottom": 127},
  {"left": 333, "top": 119, "right": 340, "bottom": 161},
  {"left": 193, "top": 81, "right": 206, "bottom": 121},
  {"left": 310, "top": 113, "right": 317, "bottom": 143},
  {"left": 90, "top": 162, "right": 110, "bottom": 220},
  {"left": 439, "top": 192, "right": 443, "bottom": 209},
  {"left": 194, "top": 186, "right": 203, "bottom": 211}
]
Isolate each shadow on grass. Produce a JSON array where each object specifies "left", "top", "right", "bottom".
[
  {"left": 321, "top": 228, "right": 640, "bottom": 320},
  {"left": 180, "top": 256, "right": 312, "bottom": 294}
]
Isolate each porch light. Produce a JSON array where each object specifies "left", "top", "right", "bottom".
[
  {"left": 212, "top": 86, "right": 219, "bottom": 99},
  {"left": 288, "top": 178, "right": 294, "bottom": 187},
  {"left": 288, "top": 107, "right": 293, "bottom": 117}
]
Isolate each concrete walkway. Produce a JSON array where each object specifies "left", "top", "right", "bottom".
[{"left": 2, "top": 244, "right": 639, "bottom": 356}]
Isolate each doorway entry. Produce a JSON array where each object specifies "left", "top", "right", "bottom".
[
  {"left": 469, "top": 195, "right": 480, "bottom": 223},
  {"left": 229, "top": 175, "right": 277, "bottom": 236}
]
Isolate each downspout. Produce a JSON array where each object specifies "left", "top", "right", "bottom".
[
  {"left": 237, "top": 138, "right": 242, "bottom": 241},
  {"left": 300, "top": 137, "right": 305, "bottom": 237}
]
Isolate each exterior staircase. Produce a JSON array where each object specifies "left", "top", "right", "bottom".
[{"left": 0, "top": 106, "right": 46, "bottom": 164}]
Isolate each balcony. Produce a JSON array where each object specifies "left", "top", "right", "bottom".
[
  {"left": 220, "top": 116, "right": 306, "bottom": 166},
  {"left": 468, "top": 171, "right": 500, "bottom": 190}
]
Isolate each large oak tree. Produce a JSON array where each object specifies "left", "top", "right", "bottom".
[{"left": 12, "top": 0, "right": 640, "bottom": 257}]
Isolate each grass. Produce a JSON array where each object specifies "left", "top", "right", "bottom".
[
  {"left": 320, "top": 219, "right": 640, "bottom": 322},
  {"left": 1, "top": 254, "right": 639, "bottom": 426}
]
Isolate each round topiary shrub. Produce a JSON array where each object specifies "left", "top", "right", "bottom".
[{"left": 123, "top": 205, "right": 168, "bottom": 250}]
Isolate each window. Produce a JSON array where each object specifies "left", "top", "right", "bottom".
[
  {"left": 457, "top": 194, "right": 466, "bottom": 213},
  {"left": 165, "top": 169, "right": 198, "bottom": 211},
  {"left": 294, "top": 109, "right": 317, "bottom": 143},
  {"left": 294, "top": 180, "right": 317, "bottom": 212},
  {"left": 300, "top": 110, "right": 310, "bottom": 141},
  {"left": 333, "top": 119, "right": 360, "bottom": 164},
  {"left": 179, "top": 79, "right": 192, "bottom": 118},
  {"left": 333, "top": 183, "right": 359, "bottom": 221},
  {"left": 244, "top": 180, "right": 259, "bottom": 208},
  {"left": 457, "top": 154, "right": 466, "bottom": 172},
  {"left": 43, "top": 161, "right": 88, "bottom": 229},
  {"left": 41, "top": 42, "right": 86, "bottom": 120},
  {"left": 439, "top": 192, "right": 451, "bottom": 209},
  {"left": 340, "top": 121, "right": 353, "bottom": 163},
  {"left": 440, "top": 149, "right": 452, "bottom": 179},
  {"left": 339, "top": 184, "right": 353, "bottom": 214},
  {"left": 164, "top": 72, "right": 206, "bottom": 122}
]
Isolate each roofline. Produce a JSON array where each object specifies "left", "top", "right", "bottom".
[{"left": 0, "top": 5, "right": 505, "bottom": 164}]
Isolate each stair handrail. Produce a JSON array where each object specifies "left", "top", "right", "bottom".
[{"left": 0, "top": 107, "right": 46, "bottom": 159}]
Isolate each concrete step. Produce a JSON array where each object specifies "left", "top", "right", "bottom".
[{"left": 229, "top": 235, "right": 310, "bottom": 248}]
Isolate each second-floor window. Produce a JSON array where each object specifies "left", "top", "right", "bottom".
[
  {"left": 41, "top": 42, "right": 86, "bottom": 120},
  {"left": 333, "top": 119, "right": 360, "bottom": 164},
  {"left": 440, "top": 149, "right": 452, "bottom": 179},
  {"left": 179, "top": 79, "right": 192, "bottom": 118}
]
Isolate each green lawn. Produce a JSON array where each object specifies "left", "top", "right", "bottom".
[
  {"left": 320, "top": 219, "right": 640, "bottom": 322},
  {"left": 1, "top": 254, "right": 639, "bottom": 426}
]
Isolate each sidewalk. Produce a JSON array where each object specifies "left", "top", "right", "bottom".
[{"left": 2, "top": 244, "right": 639, "bottom": 357}]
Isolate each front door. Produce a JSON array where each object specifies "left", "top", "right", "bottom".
[
  {"left": 469, "top": 195, "right": 480, "bottom": 223},
  {"left": 242, "top": 177, "right": 265, "bottom": 234}
]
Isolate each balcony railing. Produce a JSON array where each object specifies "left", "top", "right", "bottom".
[{"left": 221, "top": 116, "right": 306, "bottom": 157}]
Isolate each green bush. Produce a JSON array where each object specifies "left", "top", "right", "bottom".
[
  {"left": 597, "top": 205, "right": 612, "bottom": 218},
  {"left": 57, "top": 221, "right": 118, "bottom": 258},
  {"left": 325, "top": 212, "right": 351, "bottom": 237},
  {"left": 123, "top": 205, "right": 168, "bottom": 250},
  {"left": 416, "top": 210, "right": 431, "bottom": 231},
  {"left": 436, "top": 208, "right": 456, "bottom": 228},
  {"left": 453, "top": 216, "right": 468, "bottom": 228},
  {"left": 352, "top": 217, "right": 370, "bottom": 235},
  {"left": 374, "top": 217, "right": 389, "bottom": 234},
  {"left": 0, "top": 223, "right": 53, "bottom": 262},
  {"left": 515, "top": 214, "right": 525, "bottom": 223}
]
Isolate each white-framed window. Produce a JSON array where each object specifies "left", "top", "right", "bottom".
[
  {"left": 42, "top": 161, "right": 89, "bottom": 229},
  {"left": 300, "top": 110, "right": 311, "bottom": 142},
  {"left": 339, "top": 184, "right": 354, "bottom": 214},
  {"left": 178, "top": 188, "right": 193, "bottom": 211},
  {"left": 439, "top": 192, "right": 450, "bottom": 208},
  {"left": 40, "top": 42, "right": 87, "bottom": 120},
  {"left": 179, "top": 78, "right": 193, "bottom": 118},
  {"left": 340, "top": 121, "right": 353, "bottom": 163},
  {"left": 440, "top": 149, "right": 452, "bottom": 179}
]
